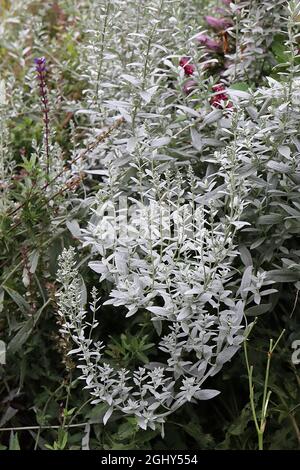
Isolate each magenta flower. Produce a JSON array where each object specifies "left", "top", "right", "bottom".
[
  {"left": 204, "top": 16, "right": 233, "bottom": 31},
  {"left": 196, "top": 34, "right": 223, "bottom": 53},
  {"left": 210, "top": 84, "right": 233, "bottom": 109},
  {"left": 222, "top": 0, "right": 232, "bottom": 4},
  {"left": 212, "top": 84, "right": 226, "bottom": 93},
  {"left": 183, "top": 80, "right": 197, "bottom": 95},
  {"left": 179, "top": 56, "right": 195, "bottom": 76}
]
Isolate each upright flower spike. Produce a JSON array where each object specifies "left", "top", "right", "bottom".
[
  {"left": 34, "top": 57, "right": 50, "bottom": 176},
  {"left": 179, "top": 57, "right": 195, "bottom": 76}
]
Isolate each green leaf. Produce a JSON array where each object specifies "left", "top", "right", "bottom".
[
  {"left": 58, "top": 429, "right": 68, "bottom": 450},
  {"left": 7, "top": 320, "right": 34, "bottom": 354},
  {"left": 3, "top": 286, "right": 31, "bottom": 314},
  {"left": 245, "top": 303, "right": 272, "bottom": 316},
  {"left": 7, "top": 300, "right": 50, "bottom": 353},
  {"left": 230, "top": 81, "right": 250, "bottom": 91},
  {"left": 257, "top": 214, "right": 283, "bottom": 225},
  {"left": 9, "top": 432, "right": 20, "bottom": 450},
  {"left": 271, "top": 35, "right": 290, "bottom": 63},
  {"left": 194, "top": 389, "right": 220, "bottom": 400},
  {"left": 265, "top": 269, "right": 300, "bottom": 282},
  {"left": 239, "top": 245, "right": 253, "bottom": 267}
]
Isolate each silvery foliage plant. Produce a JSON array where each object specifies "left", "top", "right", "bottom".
[
  {"left": 224, "top": 0, "right": 288, "bottom": 82},
  {"left": 56, "top": 138, "right": 267, "bottom": 431},
  {"left": 226, "top": 0, "right": 300, "bottom": 283},
  {"left": 57, "top": 0, "right": 300, "bottom": 430},
  {"left": 56, "top": 166, "right": 257, "bottom": 431},
  {"left": 73, "top": 0, "right": 235, "bottom": 165},
  {"left": 0, "top": 80, "right": 13, "bottom": 215}
]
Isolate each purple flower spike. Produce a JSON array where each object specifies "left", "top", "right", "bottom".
[
  {"left": 34, "top": 57, "right": 47, "bottom": 73},
  {"left": 34, "top": 57, "right": 50, "bottom": 175},
  {"left": 204, "top": 16, "right": 233, "bottom": 31},
  {"left": 34, "top": 57, "right": 46, "bottom": 66},
  {"left": 196, "top": 34, "right": 223, "bottom": 53}
]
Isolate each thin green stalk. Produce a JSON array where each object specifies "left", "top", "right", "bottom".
[{"left": 244, "top": 322, "right": 285, "bottom": 450}]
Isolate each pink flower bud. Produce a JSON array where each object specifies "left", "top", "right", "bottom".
[
  {"left": 179, "top": 56, "right": 190, "bottom": 67},
  {"left": 196, "top": 34, "right": 223, "bottom": 53},
  {"left": 183, "top": 80, "right": 197, "bottom": 95},
  {"left": 212, "top": 84, "right": 226, "bottom": 92},
  {"left": 179, "top": 56, "right": 195, "bottom": 76},
  {"left": 204, "top": 16, "right": 233, "bottom": 31}
]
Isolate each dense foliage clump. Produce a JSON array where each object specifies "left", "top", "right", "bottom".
[{"left": 0, "top": 0, "right": 300, "bottom": 450}]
